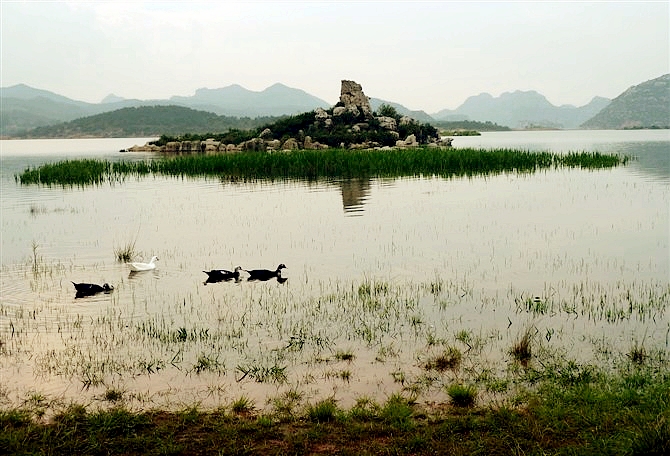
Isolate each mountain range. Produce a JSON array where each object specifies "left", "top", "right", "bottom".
[{"left": 1, "top": 74, "right": 668, "bottom": 137}]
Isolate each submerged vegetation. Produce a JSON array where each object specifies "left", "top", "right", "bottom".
[{"left": 17, "top": 147, "right": 627, "bottom": 186}]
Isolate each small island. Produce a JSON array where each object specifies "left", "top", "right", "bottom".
[{"left": 124, "top": 80, "right": 453, "bottom": 153}]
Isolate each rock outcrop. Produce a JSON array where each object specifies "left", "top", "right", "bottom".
[{"left": 337, "top": 80, "right": 373, "bottom": 118}]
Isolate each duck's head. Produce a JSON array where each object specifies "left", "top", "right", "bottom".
[
  {"left": 103, "top": 283, "right": 114, "bottom": 291},
  {"left": 277, "top": 264, "right": 287, "bottom": 271}
]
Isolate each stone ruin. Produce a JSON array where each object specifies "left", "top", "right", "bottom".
[{"left": 126, "top": 80, "right": 453, "bottom": 153}]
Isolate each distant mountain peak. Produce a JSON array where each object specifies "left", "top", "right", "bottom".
[{"left": 101, "top": 93, "right": 126, "bottom": 104}]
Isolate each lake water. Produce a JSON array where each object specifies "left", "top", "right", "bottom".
[{"left": 1, "top": 130, "right": 668, "bottom": 412}]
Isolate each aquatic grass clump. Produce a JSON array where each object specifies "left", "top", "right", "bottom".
[
  {"left": 510, "top": 328, "right": 534, "bottom": 367},
  {"left": 113, "top": 238, "right": 138, "bottom": 263},
  {"left": 16, "top": 147, "right": 627, "bottom": 186},
  {"left": 447, "top": 383, "right": 478, "bottom": 407},
  {"left": 306, "top": 398, "right": 339, "bottom": 423},
  {"left": 230, "top": 396, "right": 254, "bottom": 414},
  {"left": 18, "top": 159, "right": 116, "bottom": 186}
]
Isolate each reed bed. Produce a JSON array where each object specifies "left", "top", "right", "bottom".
[{"left": 17, "top": 148, "right": 627, "bottom": 186}]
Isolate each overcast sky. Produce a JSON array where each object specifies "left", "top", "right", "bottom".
[{"left": 2, "top": 1, "right": 668, "bottom": 113}]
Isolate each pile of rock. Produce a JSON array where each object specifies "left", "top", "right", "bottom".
[{"left": 125, "top": 80, "right": 452, "bottom": 153}]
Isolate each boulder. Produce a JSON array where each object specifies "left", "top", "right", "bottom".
[
  {"left": 266, "top": 139, "right": 281, "bottom": 150},
  {"left": 404, "top": 134, "right": 418, "bottom": 147},
  {"left": 203, "top": 139, "right": 220, "bottom": 152},
  {"left": 281, "top": 138, "right": 299, "bottom": 150},
  {"left": 315, "top": 107, "right": 330, "bottom": 121},
  {"left": 164, "top": 142, "right": 181, "bottom": 152},
  {"left": 259, "top": 128, "right": 273, "bottom": 139},
  {"left": 240, "top": 137, "right": 266, "bottom": 152},
  {"left": 377, "top": 116, "right": 397, "bottom": 131},
  {"left": 332, "top": 106, "right": 347, "bottom": 117}
]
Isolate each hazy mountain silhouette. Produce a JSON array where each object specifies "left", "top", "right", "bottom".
[
  {"left": 0, "top": 83, "right": 330, "bottom": 136},
  {"left": 168, "top": 83, "right": 330, "bottom": 117},
  {"left": 581, "top": 74, "right": 670, "bottom": 129},
  {"left": 432, "top": 90, "right": 610, "bottom": 129}
]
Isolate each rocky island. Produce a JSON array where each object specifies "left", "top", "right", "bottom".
[{"left": 124, "top": 80, "right": 452, "bottom": 153}]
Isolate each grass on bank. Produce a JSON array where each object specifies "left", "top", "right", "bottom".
[
  {"left": 16, "top": 147, "right": 627, "bottom": 186},
  {"left": 1, "top": 366, "right": 668, "bottom": 455}
]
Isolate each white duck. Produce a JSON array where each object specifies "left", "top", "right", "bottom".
[{"left": 127, "top": 255, "right": 159, "bottom": 272}]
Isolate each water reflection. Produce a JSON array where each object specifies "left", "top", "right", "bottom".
[{"left": 340, "top": 178, "right": 371, "bottom": 215}]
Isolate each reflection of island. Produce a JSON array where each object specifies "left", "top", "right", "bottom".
[{"left": 340, "top": 178, "right": 371, "bottom": 215}]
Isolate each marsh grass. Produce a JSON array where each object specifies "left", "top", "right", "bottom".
[
  {"left": 510, "top": 328, "right": 534, "bottom": 367},
  {"left": 2, "top": 365, "right": 669, "bottom": 455},
  {"left": 17, "top": 148, "right": 627, "bottom": 186}
]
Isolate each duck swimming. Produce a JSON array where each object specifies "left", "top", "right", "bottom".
[
  {"left": 127, "top": 256, "right": 158, "bottom": 272},
  {"left": 244, "top": 264, "right": 286, "bottom": 281},
  {"left": 71, "top": 282, "right": 114, "bottom": 297},
  {"left": 203, "top": 266, "right": 242, "bottom": 283}
]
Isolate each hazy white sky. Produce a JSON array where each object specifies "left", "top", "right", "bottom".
[{"left": 2, "top": 1, "right": 668, "bottom": 113}]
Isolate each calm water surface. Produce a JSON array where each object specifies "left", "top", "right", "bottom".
[{"left": 1, "top": 131, "right": 668, "bottom": 411}]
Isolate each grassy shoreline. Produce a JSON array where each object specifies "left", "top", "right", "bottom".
[
  {"left": 16, "top": 147, "right": 627, "bottom": 186},
  {"left": 1, "top": 364, "right": 668, "bottom": 455}
]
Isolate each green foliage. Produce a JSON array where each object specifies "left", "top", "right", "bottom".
[{"left": 376, "top": 103, "right": 401, "bottom": 120}]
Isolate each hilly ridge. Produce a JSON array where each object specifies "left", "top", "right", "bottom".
[
  {"left": 2, "top": 74, "right": 668, "bottom": 137},
  {"left": 16, "top": 105, "right": 275, "bottom": 139},
  {"left": 581, "top": 74, "right": 670, "bottom": 129}
]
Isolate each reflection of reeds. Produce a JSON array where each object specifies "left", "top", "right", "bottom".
[
  {"left": 17, "top": 148, "right": 627, "bottom": 185},
  {"left": 31, "top": 241, "right": 40, "bottom": 274}
]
